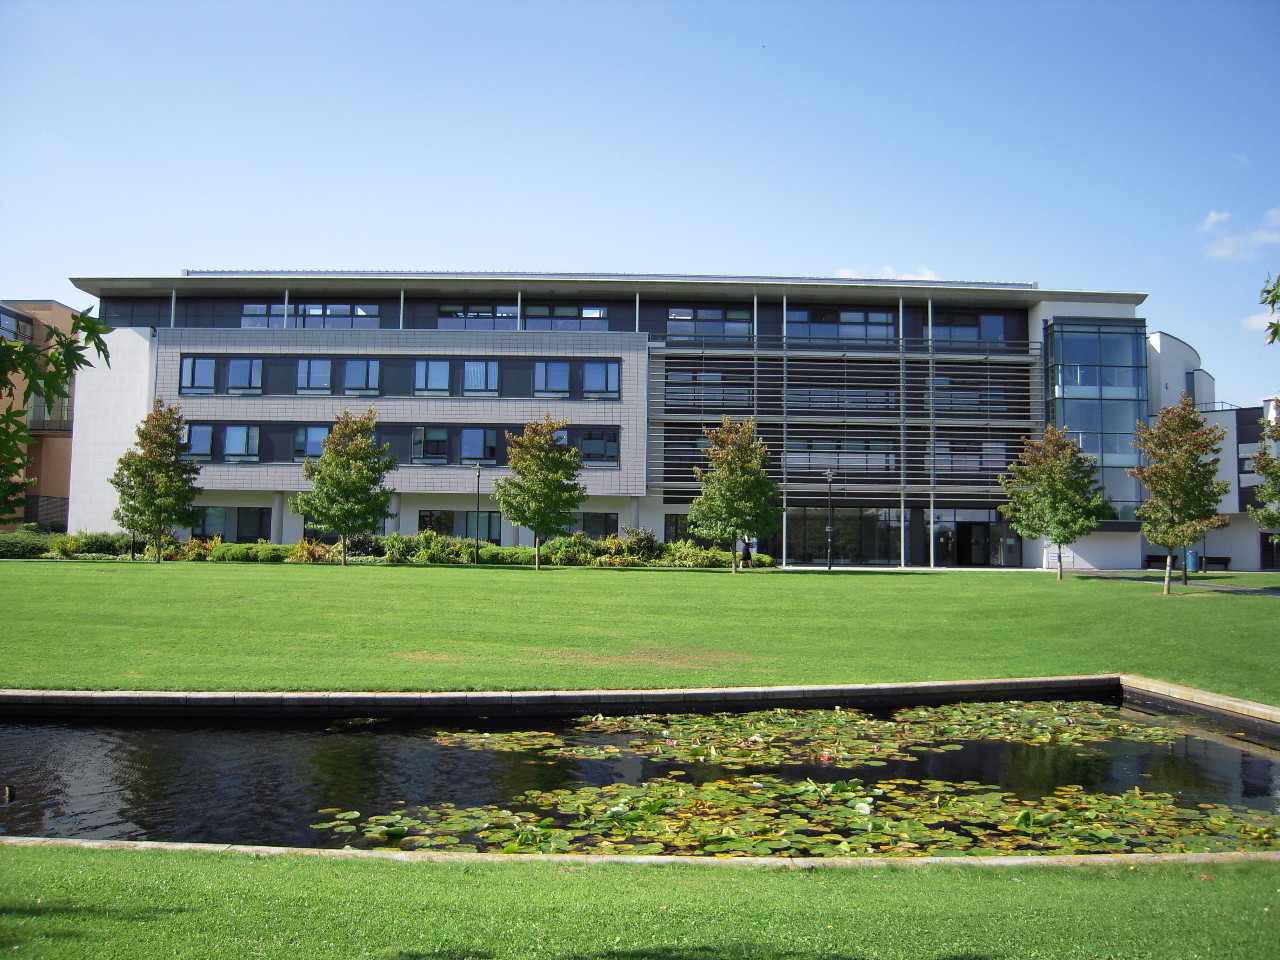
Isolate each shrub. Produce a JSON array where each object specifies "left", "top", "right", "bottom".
[
  {"left": 176, "top": 535, "right": 220, "bottom": 562},
  {"left": 544, "top": 532, "right": 602, "bottom": 566},
  {"left": 595, "top": 554, "right": 644, "bottom": 567},
  {"left": 752, "top": 552, "right": 776, "bottom": 568},
  {"left": 285, "top": 539, "right": 331, "bottom": 564},
  {"left": 209, "top": 542, "right": 254, "bottom": 562},
  {"left": 49, "top": 533, "right": 80, "bottom": 558},
  {"left": 659, "top": 539, "right": 732, "bottom": 568},
  {"left": 413, "top": 533, "right": 470, "bottom": 564},
  {"left": 75, "top": 531, "right": 133, "bottom": 556},
  {"left": 380, "top": 532, "right": 419, "bottom": 564},
  {"left": 344, "top": 532, "right": 383, "bottom": 557},
  {"left": 619, "top": 525, "right": 662, "bottom": 560},
  {"left": 142, "top": 534, "right": 182, "bottom": 561},
  {"left": 0, "top": 530, "right": 52, "bottom": 559}
]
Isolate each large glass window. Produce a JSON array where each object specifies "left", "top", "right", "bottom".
[
  {"left": 343, "top": 359, "right": 380, "bottom": 396},
  {"left": 411, "top": 426, "right": 449, "bottom": 464},
  {"left": 437, "top": 304, "right": 519, "bottom": 331},
  {"left": 534, "top": 361, "right": 571, "bottom": 397},
  {"left": 463, "top": 361, "right": 499, "bottom": 396},
  {"left": 417, "top": 510, "right": 454, "bottom": 535},
  {"left": 786, "top": 309, "right": 897, "bottom": 342},
  {"left": 582, "top": 361, "right": 620, "bottom": 399},
  {"left": 242, "top": 303, "right": 380, "bottom": 329},
  {"left": 524, "top": 305, "right": 609, "bottom": 332},
  {"left": 460, "top": 428, "right": 499, "bottom": 463},
  {"left": 180, "top": 357, "right": 216, "bottom": 394},
  {"left": 465, "top": 511, "right": 502, "bottom": 543},
  {"left": 294, "top": 426, "right": 329, "bottom": 460},
  {"left": 574, "top": 512, "right": 619, "bottom": 539},
  {"left": 191, "top": 506, "right": 226, "bottom": 539},
  {"left": 666, "top": 307, "right": 751, "bottom": 340},
  {"left": 414, "top": 360, "right": 451, "bottom": 396},
  {"left": 183, "top": 424, "right": 213, "bottom": 461},
  {"left": 296, "top": 359, "right": 332, "bottom": 394},
  {"left": 226, "top": 358, "right": 262, "bottom": 394},
  {"left": 223, "top": 425, "right": 260, "bottom": 462}
]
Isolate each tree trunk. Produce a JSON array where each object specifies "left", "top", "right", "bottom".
[
  {"left": 340, "top": 533, "right": 348, "bottom": 567},
  {"left": 534, "top": 535, "right": 541, "bottom": 571},
  {"left": 1056, "top": 544, "right": 1063, "bottom": 581},
  {"left": 1181, "top": 547, "right": 1188, "bottom": 586},
  {"left": 730, "top": 542, "right": 738, "bottom": 573},
  {"left": 1163, "top": 552, "right": 1173, "bottom": 596},
  {"left": 153, "top": 528, "right": 162, "bottom": 563}
]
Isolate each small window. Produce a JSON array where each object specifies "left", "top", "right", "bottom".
[
  {"left": 294, "top": 426, "right": 329, "bottom": 460},
  {"left": 465, "top": 511, "right": 502, "bottom": 544},
  {"left": 223, "top": 425, "right": 260, "bottom": 462},
  {"left": 463, "top": 360, "right": 499, "bottom": 396},
  {"left": 344, "top": 359, "right": 380, "bottom": 395},
  {"left": 579, "top": 428, "right": 619, "bottom": 464},
  {"left": 460, "top": 428, "right": 498, "bottom": 463},
  {"left": 582, "top": 361, "right": 620, "bottom": 398},
  {"left": 226, "top": 358, "right": 262, "bottom": 394},
  {"left": 534, "top": 361, "right": 570, "bottom": 397},
  {"left": 297, "top": 359, "right": 332, "bottom": 394},
  {"left": 414, "top": 359, "right": 451, "bottom": 396},
  {"left": 411, "top": 426, "right": 449, "bottom": 464},
  {"left": 183, "top": 424, "right": 213, "bottom": 461},
  {"left": 191, "top": 506, "right": 226, "bottom": 538},
  {"left": 418, "top": 509, "right": 454, "bottom": 535},
  {"left": 574, "top": 512, "right": 619, "bottom": 538},
  {"left": 180, "top": 357, "right": 216, "bottom": 394}
]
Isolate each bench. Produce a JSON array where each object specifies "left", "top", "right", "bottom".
[
  {"left": 1201, "top": 556, "right": 1231, "bottom": 570},
  {"left": 1144, "top": 554, "right": 1230, "bottom": 571},
  {"left": 1145, "top": 554, "right": 1179, "bottom": 569}
]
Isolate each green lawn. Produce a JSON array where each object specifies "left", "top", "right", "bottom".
[
  {"left": 1094, "top": 570, "right": 1280, "bottom": 591},
  {"left": 1, "top": 845, "right": 1276, "bottom": 960},
  {"left": 6, "top": 561, "right": 1278, "bottom": 704}
]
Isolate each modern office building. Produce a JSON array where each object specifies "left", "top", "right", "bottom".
[
  {"left": 1, "top": 300, "right": 79, "bottom": 530},
  {"left": 63, "top": 271, "right": 1277, "bottom": 569}
]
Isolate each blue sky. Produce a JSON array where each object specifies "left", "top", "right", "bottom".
[{"left": 2, "top": 0, "right": 1277, "bottom": 405}]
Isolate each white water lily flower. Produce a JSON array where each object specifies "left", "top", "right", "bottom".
[{"left": 853, "top": 802, "right": 873, "bottom": 816}]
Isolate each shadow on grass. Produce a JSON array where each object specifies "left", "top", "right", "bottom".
[
  {"left": 387, "top": 951, "right": 996, "bottom": 960},
  {"left": 0, "top": 899, "right": 184, "bottom": 947}
]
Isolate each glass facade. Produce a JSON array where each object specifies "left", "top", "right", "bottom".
[{"left": 1046, "top": 318, "right": 1147, "bottom": 520}]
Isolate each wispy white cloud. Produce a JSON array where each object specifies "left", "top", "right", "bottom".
[
  {"left": 1204, "top": 207, "right": 1280, "bottom": 260},
  {"left": 1232, "top": 154, "right": 1252, "bottom": 168},
  {"left": 1197, "top": 210, "right": 1231, "bottom": 233},
  {"left": 1242, "top": 311, "right": 1274, "bottom": 332},
  {"left": 836, "top": 265, "right": 941, "bottom": 281}
]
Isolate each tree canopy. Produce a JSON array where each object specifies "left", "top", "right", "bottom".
[
  {"left": 1246, "top": 413, "right": 1280, "bottom": 543},
  {"left": 1262, "top": 273, "right": 1279, "bottom": 346},
  {"left": 1, "top": 308, "right": 110, "bottom": 523},
  {"left": 688, "top": 417, "right": 781, "bottom": 573},
  {"left": 109, "top": 397, "right": 202, "bottom": 561},
  {"left": 1127, "top": 394, "right": 1229, "bottom": 595},
  {"left": 997, "top": 425, "right": 1106, "bottom": 581},
  {"left": 492, "top": 414, "right": 585, "bottom": 570},
  {"left": 289, "top": 407, "right": 397, "bottom": 565}
]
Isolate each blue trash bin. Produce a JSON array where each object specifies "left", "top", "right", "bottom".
[{"left": 1186, "top": 549, "right": 1200, "bottom": 573}]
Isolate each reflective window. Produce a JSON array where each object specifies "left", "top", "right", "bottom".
[
  {"left": 183, "top": 424, "right": 213, "bottom": 461},
  {"left": 579, "top": 428, "right": 619, "bottom": 464},
  {"left": 460, "top": 428, "right": 499, "bottom": 463},
  {"left": 524, "top": 304, "right": 610, "bottom": 331},
  {"left": 344, "top": 359, "right": 380, "bottom": 395},
  {"left": 667, "top": 306, "right": 750, "bottom": 340},
  {"left": 296, "top": 359, "right": 332, "bottom": 394},
  {"left": 787, "top": 309, "right": 897, "bottom": 342},
  {"left": 226, "top": 358, "right": 262, "bottom": 394},
  {"left": 414, "top": 360, "right": 451, "bottom": 396},
  {"left": 534, "top": 361, "right": 571, "bottom": 397},
  {"left": 223, "top": 425, "right": 260, "bottom": 462},
  {"left": 464, "top": 511, "right": 503, "bottom": 544},
  {"left": 294, "top": 426, "right": 329, "bottom": 460},
  {"left": 411, "top": 426, "right": 449, "bottom": 464},
  {"left": 191, "top": 506, "right": 225, "bottom": 538},
  {"left": 582, "top": 361, "right": 620, "bottom": 398},
  {"left": 180, "top": 357, "right": 216, "bottom": 394},
  {"left": 437, "top": 304, "right": 518, "bottom": 330}
]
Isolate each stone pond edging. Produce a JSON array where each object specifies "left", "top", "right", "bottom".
[
  {"left": 3, "top": 835, "right": 1279, "bottom": 869},
  {"left": 0, "top": 674, "right": 1277, "bottom": 740}
]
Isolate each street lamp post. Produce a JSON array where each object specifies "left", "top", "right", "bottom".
[
  {"left": 473, "top": 462, "right": 482, "bottom": 565},
  {"left": 824, "top": 469, "right": 834, "bottom": 571}
]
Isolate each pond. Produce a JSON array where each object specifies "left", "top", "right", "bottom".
[{"left": 1, "top": 701, "right": 1277, "bottom": 857}]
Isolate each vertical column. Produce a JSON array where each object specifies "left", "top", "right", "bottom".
[
  {"left": 898, "top": 296, "right": 907, "bottom": 567},
  {"left": 389, "top": 492, "right": 402, "bottom": 535},
  {"left": 169, "top": 290, "right": 176, "bottom": 328},
  {"left": 271, "top": 491, "right": 285, "bottom": 543},
  {"left": 399, "top": 290, "right": 405, "bottom": 330},
  {"left": 927, "top": 298, "right": 936, "bottom": 568},
  {"left": 780, "top": 294, "right": 789, "bottom": 567}
]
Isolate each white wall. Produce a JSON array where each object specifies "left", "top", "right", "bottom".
[
  {"left": 1146, "top": 332, "right": 1206, "bottom": 412},
  {"left": 1051, "top": 530, "right": 1143, "bottom": 570},
  {"left": 67, "top": 328, "right": 155, "bottom": 532}
]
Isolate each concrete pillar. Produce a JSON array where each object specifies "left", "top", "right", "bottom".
[{"left": 271, "top": 492, "right": 285, "bottom": 543}]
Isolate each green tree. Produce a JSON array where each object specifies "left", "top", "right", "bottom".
[
  {"left": 1, "top": 308, "right": 110, "bottom": 522},
  {"left": 1262, "top": 273, "right": 1279, "bottom": 345},
  {"left": 1246, "top": 413, "right": 1280, "bottom": 543},
  {"left": 492, "top": 414, "right": 585, "bottom": 570},
  {"left": 997, "top": 425, "right": 1106, "bottom": 581},
  {"left": 289, "top": 407, "right": 397, "bottom": 566},
  {"left": 688, "top": 417, "right": 781, "bottom": 573},
  {"left": 1127, "top": 394, "right": 1230, "bottom": 595},
  {"left": 109, "top": 398, "right": 203, "bottom": 562}
]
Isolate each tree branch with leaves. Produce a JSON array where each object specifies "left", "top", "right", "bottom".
[
  {"left": 688, "top": 417, "right": 781, "bottom": 573},
  {"left": 110, "top": 398, "right": 202, "bottom": 561},
  {"left": 492, "top": 415, "right": 585, "bottom": 570},
  {"left": 1, "top": 308, "right": 110, "bottom": 522}
]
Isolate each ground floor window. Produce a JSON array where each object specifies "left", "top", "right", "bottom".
[
  {"left": 1262, "top": 534, "right": 1280, "bottom": 571},
  {"left": 464, "top": 511, "right": 502, "bottom": 544},
  {"left": 301, "top": 514, "right": 337, "bottom": 544},
  {"left": 781, "top": 507, "right": 902, "bottom": 566},
  {"left": 192, "top": 506, "right": 227, "bottom": 539},
  {"left": 573, "top": 512, "right": 618, "bottom": 539},
  {"left": 417, "top": 510, "right": 455, "bottom": 536}
]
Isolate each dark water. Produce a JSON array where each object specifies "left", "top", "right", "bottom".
[{"left": 0, "top": 713, "right": 1276, "bottom": 849}]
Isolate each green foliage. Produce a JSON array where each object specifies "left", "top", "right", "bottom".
[
  {"left": 289, "top": 407, "right": 396, "bottom": 566},
  {"left": 618, "top": 524, "right": 661, "bottom": 560},
  {"left": 1128, "top": 394, "right": 1230, "bottom": 594},
  {"left": 1246, "top": 413, "right": 1280, "bottom": 541},
  {"left": 491, "top": 414, "right": 585, "bottom": 569},
  {"left": 75, "top": 530, "right": 134, "bottom": 556},
  {"left": 658, "top": 538, "right": 733, "bottom": 567},
  {"left": 412, "top": 532, "right": 470, "bottom": 564},
  {"left": 1262, "top": 272, "right": 1280, "bottom": 345},
  {"left": 688, "top": 417, "right": 781, "bottom": 572},
  {"left": 0, "top": 308, "right": 110, "bottom": 523},
  {"left": 208, "top": 541, "right": 291, "bottom": 563},
  {"left": 379, "top": 531, "right": 417, "bottom": 563},
  {"left": 0, "top": 529, "right": 51, "bottom": 558},
  {"left": 285, "top": 539, "right": 332, "bottom": 564},
  {"left": 998, "top": 425, "right": 1106, "bottom": 580},
  {"left": 109, "top": 398, "right": 203, "bottom": 562},
  {"left": 177, "top": 535, "right": 220, "bottom": 562},
  {"left": 542, "top": 531, "right": 598, "bottom": 565}
]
